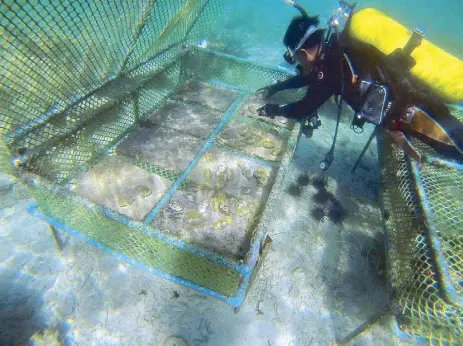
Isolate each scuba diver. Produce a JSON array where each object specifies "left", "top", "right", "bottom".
[{"left": 256, "top": 1, "right": 463, "bottom": 171}]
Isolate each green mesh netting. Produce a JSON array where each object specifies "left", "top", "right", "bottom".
[
  {"left": 378, "top": 106, "right": 463, "bottom": 344},
  {"left": 181, "top": 48, "right": 295, "bottom": 92},
  {"left": 419, "top": 164, "right": 462, "bottom": 293},
  {"left": 0, "top": 0, "right": 305, "bottom": 301},
  {"left": 0, "top": 0, "right": 223, "bottom": 149},
  {"left": 30, "top": 184, "right": 242, "bottom": 296},
  {"left": 0, "top": 138, "right": 16, "bottom": 178}
]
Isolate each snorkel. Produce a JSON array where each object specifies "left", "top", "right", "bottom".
[{"left": 284, "top": 0, "right": 309, "bottom": 19}]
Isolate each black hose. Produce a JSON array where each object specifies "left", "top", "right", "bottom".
[
  {"left": 351, "top": 126, "right": 379, "bottom": 174},
  {"left": 333, "top": 27, "right": 346, "bottom": 142},
  {"left": 320, "top": 27, "right": 345, "bottom": 170},
  {"left": 337, "top": 301, "right": 393, "bottom": 345}
]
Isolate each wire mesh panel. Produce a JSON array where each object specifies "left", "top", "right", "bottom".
[
  {"left": 2, "top": 0, "right": 136, "bottom": 136},
  {"left": 378, "top": 106, "right": 463, "bottom": 344},
  {"left": 0, "top": 138, "right": 16, "bottom": 178},
  {"left": 0, "top": 0, "right": 224, "bottom": 169}
]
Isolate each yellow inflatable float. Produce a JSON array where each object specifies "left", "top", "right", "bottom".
[{"left": 347, "top": 8, "right": 463, "bottom": 104}]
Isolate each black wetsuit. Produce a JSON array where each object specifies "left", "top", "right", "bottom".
[
  {"left": 270, "top": 34, "right": 375, "bottom": 119},
  {"left": 266, "top": 33, "right": 463, "bottom": 157}
]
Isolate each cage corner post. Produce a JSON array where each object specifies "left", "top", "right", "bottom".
[
  {"left": 49, "top": 224, "right": 65, "bottom": 251},
  {"left": 234, "top": 235, "right": 273, "bottom": 314}
]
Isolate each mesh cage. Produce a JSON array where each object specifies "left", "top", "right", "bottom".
[
  {"left": 378, "top": 107, "right": 463, "bottom": 344},
  {"left": 0, "top": 0, "right": 305, "bottom": 306},
  {"left": 20, "top": 48, "right": 301, "bottom": 302}
]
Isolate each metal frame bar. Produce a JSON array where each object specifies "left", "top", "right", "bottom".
[
  {"left": 410, "top": 161, "right": 463, "bottom": 308},
  {"left": 142, "top": 93, "right": 247, "bottom": 225}
]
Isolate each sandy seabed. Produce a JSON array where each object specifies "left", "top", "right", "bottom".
[{"left": 0, "top": 100, "right": 414, "bottom": 346}]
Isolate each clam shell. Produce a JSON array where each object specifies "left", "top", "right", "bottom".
[
  {"left": 169, "top": 202, "right": 184, "bottom": 212},
  {"left": 136, "top": 185, "right": 152, "bottom": 197}
]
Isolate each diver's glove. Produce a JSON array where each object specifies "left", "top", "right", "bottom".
[
  {"left": 257, "top": 104, "right": 284, "bottom": 119},
  {"left": 301, "top": 112, "right": 322, "bottom": 138}
]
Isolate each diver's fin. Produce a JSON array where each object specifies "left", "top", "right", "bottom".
[{"left": 404, "top": 106, "right": 463, "bottom": 155}]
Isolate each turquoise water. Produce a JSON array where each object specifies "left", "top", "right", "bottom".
[
  {"left": 215, "top": 0, "right": 463, "bottom": 66},
  {"left": 1, "top": 1, "right": 462, "bottom": 345}
]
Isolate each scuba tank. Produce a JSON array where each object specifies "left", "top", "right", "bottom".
[{"left": 347, "top": 9, "right": 463, "bottom": 105}]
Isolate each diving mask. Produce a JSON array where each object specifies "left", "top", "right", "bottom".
[
  {"left": 283, "top": 0, "right": 356, "bottom": 64},
  {"left": 283, "top": 24, "right": 318, "bottom": 64}
]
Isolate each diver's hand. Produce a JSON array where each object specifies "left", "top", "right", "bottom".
[
  {"left": 255, "top": 86, "right": 277, "bottom": 100},
  {"left": 257, "top": 104, "right": 282, "bottom": 119}
]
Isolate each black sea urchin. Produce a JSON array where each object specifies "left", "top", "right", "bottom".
[
  {"left": 297, "top": 173, "right": 311, "bottom": 187},
  {"left": 311, "top": 207, "right": 327, "bottom": 222},
  {"left": 313, "top": 189, "right": 334, "bottom": 204},
  {"left": 326, "top": 199, "right": 346, "bottom": 224},
  {"left": 312, "top": 174, "right": 328, "bottom": 190},
  {"left": 287, "top": 183, "right": 302, "bottom": 197}
]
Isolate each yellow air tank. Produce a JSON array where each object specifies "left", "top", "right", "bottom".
[{"left": 347, "top": 8, "right": 463, "bottom": 104}]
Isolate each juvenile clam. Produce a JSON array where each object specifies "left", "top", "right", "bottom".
[
  {"left": 136, "top": 185, "right": 152, "bottom": 197},
  {"left": 254, "top": 169, "right": 269, "bottom": 187},
  {"left": 218, "top": 203, "right": 229, "bottom": 214},
  {"left": 238, "top": 161, "right": 253, "bottom": 179},
  {"left": 198, "top": 202, "right": 208, "bottom": 214},
  {"left": 116, "top": 195, "right": 135, "bottom": 208},
  {"left": 169, "top": 202, "right": 184, "bottom": 212},
  {"left": 263, "top": 138, "right": 276, "bottom": 149},
  {"left": 241, "top": 187, "right": 252, "bottom": 195}
]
